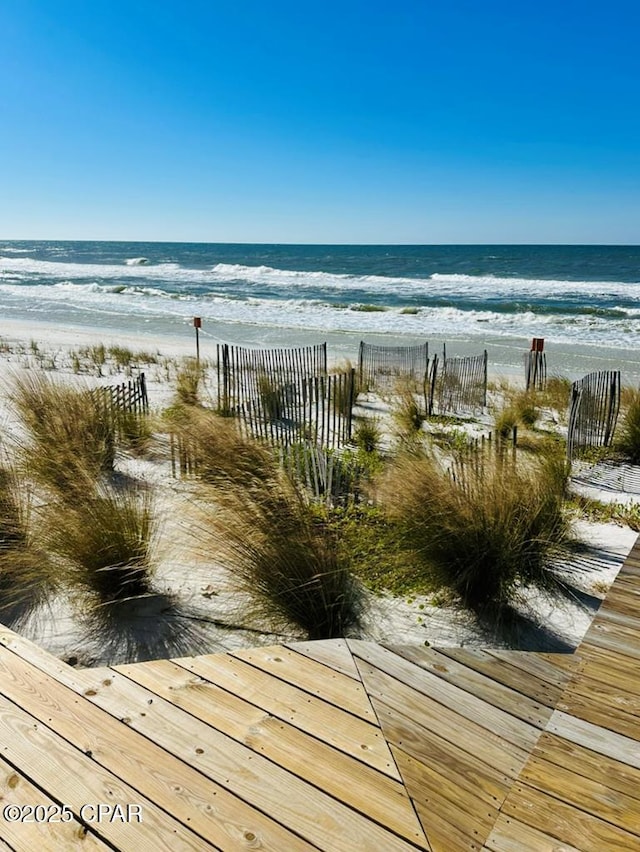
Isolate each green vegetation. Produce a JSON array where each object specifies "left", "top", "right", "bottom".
[
  {"left": 380, "top": 445, "right": 573, "bottom": 612},
  {"left": 352, "top": 417, "right": 382, "bottom": 454},
  {"left": 47, "top": 485, "right": 156, "bottom": 617},
  {"left": 615, "top": 388, "right": 640, "bottom": 463},
  {"left": 11, "top": 373, "right": 115, "bottom": 494},
  {"left": 204, "top": 472, "right": 366, "bottom": 639},
  {"left": 569, "top": 494, "right": 640, "bottom": 531},
  {"left": 175, "top": 357, "right": 205, "bottom": 406}
]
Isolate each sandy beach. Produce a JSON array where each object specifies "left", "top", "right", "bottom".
[{"left": 0, "top": 318, "right": 638, "bottom": 670}]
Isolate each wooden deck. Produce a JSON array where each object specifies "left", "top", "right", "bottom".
[{"left": 0, "top": 539, "right": 639, "bottom": 850}]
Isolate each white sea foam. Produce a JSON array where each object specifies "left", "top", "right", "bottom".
[
  {"left": 125, "top": 257, "right": 149, "bottom": 266},
  {"left": 2, "top": 256, "right": 640, "bottom": 303},
  {"left": 2, "top": 256, "right": 640, "bottom": 350}
]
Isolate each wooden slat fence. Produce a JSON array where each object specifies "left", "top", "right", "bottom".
[
  {"left": 90, "top": 373, "right": 149, "bottom": 436},
  {"left": 567, "top": 370, "right": 621, "bottom": 459},
  {"left": 357, "top": 341, "right": 429, "bottom": 393},
  {"left": 279, "top": 443, "right": 368, "bottom": 507},
  {"left": 525, "top": 350, "right": 547, "bottom": 391},
  {"left": 430, "top": 350, "right": 488, "bottom": 415},
  {"left": 239, "top": 370, "right": 356, "bottom": 449},
  {"left": 216, "top": 342, "right": 327, "bottom": 415},
  {"left": 448, "top": 427, "right": 518, "bottom": 489}
]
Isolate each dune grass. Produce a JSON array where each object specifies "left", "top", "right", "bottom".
[
  {"left": 352, "top": 417, "right": 382, "bottom": 454},
  {"left": 615, "top": 388, "right": 640, "bottom": 463},
  {"left": 175, "top": 357, "right": 205, "bottom": 406},
  {"left": 391, "top": 378, "right": 425, "bottom": 443},
  {"left": 167, "top": 406, "right": 279, "bottom": 488},
  {"left": 46, "top": 484, "right": 156, "bottom": 618},
  {"left": 205, "top": 474, "right": 366, "bottom": 639},
  {"left": 0, "top": 465, "right": 55, "bottom": 622},
  {"left": 10, "top": 372, "right": 115, "bottom": 494},
  {"left": 381, "top": 443, "right": 573, "bottom": 612},
  {"left": 181, "top": 410, "right": 366, "bottom": 639}
]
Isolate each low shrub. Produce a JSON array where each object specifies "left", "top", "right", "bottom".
[
  {"left": 615, "top": 388, "right": 640, "bottom": 463},
  {"left": 11, "top": 372, "right": 115, "bottom": 494},
  {"left": 381, "top": 445, "right": 573, "bottom": 612},
  {"left": 202, "top": 472, "right": 365, "bottom": 639},
  {"left": 47, "top": 485, "right": 156, "bottom": 614}
]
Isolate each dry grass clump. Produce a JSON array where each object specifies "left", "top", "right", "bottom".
[
  {"left": 46, "top": 485, "right": 156, "bottom": 616},
  {"left": 167, "top": 407, "right": 279, "bottom": 489},
  {"left": 381, "top": 445, "right": 573, "bottom": 612},
  {"left": 0, "top": 466, "right": 55, "bottom": 622},
  {"left": 615, "top": 388, "right": 640, "bottom": 463},
  {"left": 538, "top": 375, "right": 572, "bottom": 421},
  {"left": 392, "top": 378, "right": 425, "bottom": 442},
  {"left": 10, "top": 372, "right": 115, "bottom": 493},
  {"left": 206, "top": 473, "right": 365, "bottom": 639},
  {"left": 175, "top": 357, "right": 205, "bottom": 406},
  {"left": 353, "top": 417, "right": 382, "bottom": 454}
]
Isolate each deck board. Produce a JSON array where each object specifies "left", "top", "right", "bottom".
[{"left": 0, "top": 535, "right": 638, "bottom": 849}]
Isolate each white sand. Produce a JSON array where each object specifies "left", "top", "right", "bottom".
[{"left": 0, "top": 324, "right": 638, "bottom": 667}]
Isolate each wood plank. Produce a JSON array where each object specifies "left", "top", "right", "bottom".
[
  {"left": 578, "top": 629, "right": 640, "bottom": 662},
  {"left": 372, "top": 699, "right": 513, "bottom": 809},
  {"left": 434, "top": 649, "right": 567, "bottom": 707},
  {"left": 0, "top": 693, "right": 205, "bottom": 851},
  {"left": 171, "top": 652, "right": 399, "bottom": 779},
  {"left": 599, "top": 588, "right": 640, "bottom": 619},
  {"left": 229, "top": 644, "right": 376, "bottom": 721},
  {"left": 115, "top": 659, "right": 428, "bottom": 849},
  {"left": 393, "top": 749, "right": 490, "bottom": 850},
  {"left": 545, "top": 710, "right": 640, "bottom": 769},
  {"left": 361, "top": 666, "right": 531, "bottom": 779},
  {"left": 0, "top": 755, "right": 109, "bottom": 851},
  {"left": 412, "top": 796, "right": 483, "bottom": 852},
  {"left": 535, "top": 652, "right": 582, "bottom": 673},
  {"left": 500, "top": 782, "right": 639, "bottom": 852},
  {"left": 567, "top": 653, "right": 640, "bottom": 696},
  {"left": 74, "top": 666, "right": 419, "bottom": 852},
  {"left": 350, "top": 642, "right": 540, "bottom": 753},
  {"left": 284, "top": 639, "right": 361, "bottom": 680},
  {"left": 484, "top": 650, "right": 576, "bottom": 690},
  {"left": 0, "top": 626, "right": 95, "bottom": 689},
  {"left": 554, "top": 691, "right": 640, "bottom": 739},
  {"left": 589, "top": 605, "right": 640, "bottom": 635},
  {"left": 0, "top": 647, "right": 313, "bottom": 851},
  {"left": 531, "top": 732, "right": 640, "bottom": 802},
  {"left": 561, "top": 669, "right": 640, "bottom": 714},
  {"left": 483, "top": 812, "right": 582, "bottom": 852},
  {"left": 518, "top": 754, "right": 640, "bottom": 835},
  {"left": 569, "top": 642, "right": 640, "bottom": 680},
  {"left": 385, "top": 644, "right": 554, "bottom": 727}
]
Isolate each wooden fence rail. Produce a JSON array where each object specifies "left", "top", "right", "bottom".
[
  {"left": 90, "top": 373, "right": 149, "bottom": 436},
  {"left": 238, "top": 370, "right": 355, "bottom": 449},
  {"left": 357, "top": 341, "right": 429, "bottom": 393},
  {"left": 216, "top": 342, "right": 327, "bottom": 414},
  {"left": 429, "top": 350, "right": 488, "bottom": 415},
  {"left": 567, "top": 370, "right": 621, "bottom": 459}
]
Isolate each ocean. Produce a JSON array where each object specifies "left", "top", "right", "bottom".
[{"left": 2, "top": 241, "right": 640, "bottom": 379}]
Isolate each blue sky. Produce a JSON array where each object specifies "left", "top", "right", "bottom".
[{"left": 2, "top": 1, "right": 639, "bottom": 243}]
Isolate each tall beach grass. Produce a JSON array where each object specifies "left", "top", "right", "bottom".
[
  {"left": 381, "top": 444, "right": 573, "bottom": 613},
  {"left": 10, "top": 372, "right": 115, "bottom": 494}
]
